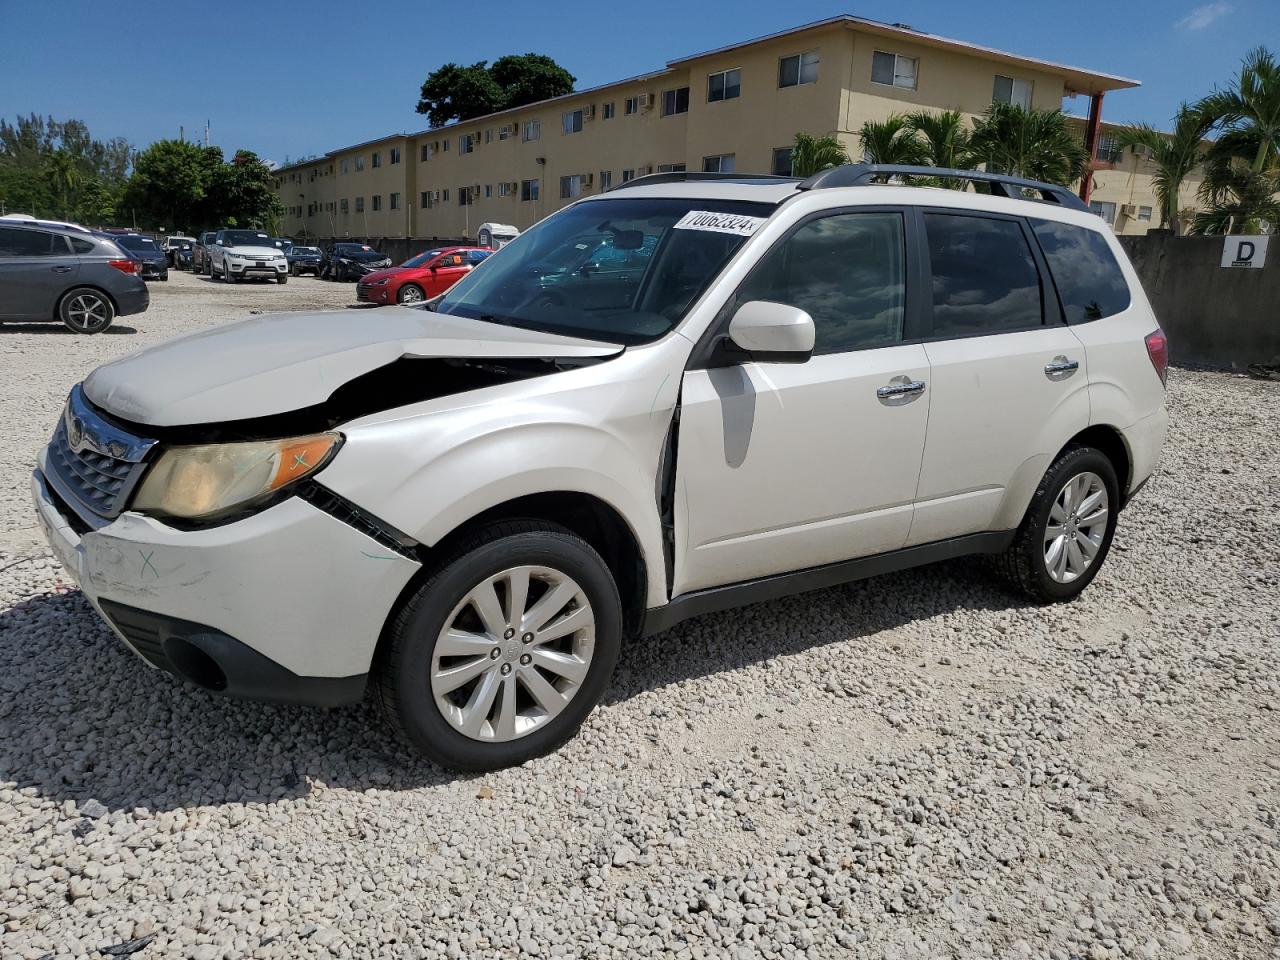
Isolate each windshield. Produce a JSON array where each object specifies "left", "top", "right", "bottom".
[
  {"left": 335, "top": 244, "right": 385, "bottom": 260},
  {"left": 294, "top": 246, "right": 321, "bottom": 256},
  {"left": 402, "top": 249, "right": 444, "bottom": 268},
  {"left": 223, "top": 230, "right": 272, "bottom": 247},
  {"left": 435, "top": 197, "right": 773, "bottom": 344},
  {"left": 117, "top": 235, "right": 159, "bottom": 252}
]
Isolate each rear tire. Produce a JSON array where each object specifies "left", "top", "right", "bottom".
[
  {"left": 993, "top": 445, "right": 1119, "bottom": 603},
  {"left": 375, "top": 520, "right": 622, "bottom": 772},
  {"left": 58, "top": 287, "right": 115, "bottom": 334},
  {"left": 277, "top": 274, "right": 287, "bottom": 284}
]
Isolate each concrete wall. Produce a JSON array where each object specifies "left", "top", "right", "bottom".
[{"left": 1119, "top": 233, "right": 1280, "bottom": 368}]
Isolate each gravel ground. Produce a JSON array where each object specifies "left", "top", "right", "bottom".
[{"left": 2, "top": 270, "right": 1279, "bottom": 959}]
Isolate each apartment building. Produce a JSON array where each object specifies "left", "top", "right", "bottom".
[{"left": 276, "top": 15, "right": 1142, "bottom": 242}]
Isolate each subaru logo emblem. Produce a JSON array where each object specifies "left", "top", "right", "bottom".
[{"left": 68, "top": 417, "right": 84, "bottom": 448}]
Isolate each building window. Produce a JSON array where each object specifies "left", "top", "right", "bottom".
[
  {"left": 523, "top": 119, "right": 540, "bottom": 142},
  {"left": 1095, "top": 132, "right": 1123, "bottom": 164},
  {"left": 560, "top": 175, "right": 584, "bottom": 199},
  {"left": 708, "top": 68, "right": 742, "bottom": 102},
  {"left": 355, "top": 196, "right": 365, "bottom": 213},
  {"left": 656, "top": 163, "right": 686, "bottom": 173},
  {"left": 562, "top": 110, "right": 584, "bottom": 134},
  {"left": 341, "top": 158, "right": 350, "bottom": 174},
  {"left": 390, "top": 147, "right": 401, "bottom": 164},
  {"left": 1089, "top": 200, "right": 1117, "bottom": 224},
  {"left": 661, "top": 86, "right": 690, "bottom": 117},
  {"left": 355, "top": 156, "right": 365, "bottom": 171},
  {"left": 498, "top": 182, "right": 513, "bottom": 198},
  {"left": 372, "top": 152, "right": 381, "bottom": 169},
  {"left": 1138, "top": 205, "right": 1153, "bottom": 221},
  {"left": 621, "top": 168, "right": 636, "bottom": 183},
  {"left": 499, "top": 124, "right": 512, "bottom": 141},
  {"left": 602, "top": 102, "right": 615, "bottom": 120},
  {"left": 624, "top": 96, "right": 640, "bottom": 115},
  {"left": 521, "top": 178, "right": 540, "bottom": 201},
  {"left": 485, "top": 128, "right": 493, "bottom": 144},
  {"left": 772, "top": 147, "right": 793, "bottom": 176},
  {"left": 421, "top": 191, "right": 432, "bottom": 209},
  {"left": 871, "top": 51, "right": 918, "bottom": 90},
  {"left": 703, "top": 153, "right": 736, "bottom": 173},
  {"left": 458, "top": 187, "right": 473, "bottom": 206},
  {"left": 420, "top": 144, "right": 430, "bottom": 162},
  {"left": 460, "top": 133, "right": 475, "bottom": 154},
  {"left": 599, "top": 169, "right": 613, "bottom": 190},
  {"left": 779, "top": 51, "right": 819, "bottom": 88},
  {"left": 390, "top": 192, "right": 400, "bottom": 210},
  {"left": 340, "top": 198, "right": 349, "bottom": 214},
  {"left": 442, "top": 188, "right": 450, "bottom": 201},
  {"left": 372, "top": 194, "right": 382, "bottom": 211},
  {"left": 993, "top": 75, "right": 1033, "bottom": 109}
]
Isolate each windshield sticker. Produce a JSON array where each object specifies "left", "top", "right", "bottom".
[{"left": 673, "top": 211, "right": 767, "bottom": 237}]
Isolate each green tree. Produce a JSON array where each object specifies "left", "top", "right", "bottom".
[
  {"left": 211, "top": 150, "right": 282, "bottom": 230},
  {"left": 1115, "top": 104, "right": 1216, "bottom": 234},
  {"left": 415, "top": 54, "right": 576, "bottom": 126},
  {"left": 787, "top": 132, "right": 850, "bottom": 177},
  {"left": 904, "top": 110, "right": 975, "bottom": 188},
  {"left": 45, "top": 149, "right": 82, "bottom": 219},
  {"left": 123, "top": 139, "right": 208, "bottom": 229},
  {"left": 1200, "top": 47, "right": 1280, "bottom": 174},
  {"left": 970, "top": 103, "right": 1088, "bottom": 186},
  {"left": 857, "top": 115, "right": 926, "bottom": 166}
]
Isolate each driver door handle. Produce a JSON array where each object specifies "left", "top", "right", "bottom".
[
  {"left": 52, "top": 265, "right": 73, "bottom": 273},
  {"left": 876, "top": 378, "right": 927, "bottom": 404}
]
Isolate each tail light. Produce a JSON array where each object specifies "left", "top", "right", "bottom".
[
  {"left": 108, "top": 259, "right": 139, "bottom": 275},
  {"left": 1145, "top": 329, "right": 1169, "bottom": 387}
]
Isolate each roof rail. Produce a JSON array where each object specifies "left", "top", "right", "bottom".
[
  {"left": 606, "top": 171, "right": 799, "bottom": 192},
  {"left": 797, "top": 164, "right": 1088, "bottom": 211}
]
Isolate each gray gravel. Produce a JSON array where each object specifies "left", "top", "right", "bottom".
[{"left": 2, "top": 270, "right": 1279, "bottom": 959}]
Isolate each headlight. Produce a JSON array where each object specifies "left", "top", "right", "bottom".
[
  {"left": 132, "top": 433, "right": 342, "bottom": 520},
  {"left": 371, "top": 278, "right": 389, "bottom": 285}
]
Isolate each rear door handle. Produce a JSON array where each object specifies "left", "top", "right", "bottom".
[
  {"left": 1044, "top": 355, "right": 1080, "bottom": 379},
  {"left": 51, "top": 265, "right": 73, "bottom": 274},
  {"left": 876, "top": 377, "right": 927, "bottom": 404}
]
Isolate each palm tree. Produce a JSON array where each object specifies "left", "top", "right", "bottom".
[
  {"left": 45, "top": 149, "right": 82, "bottom": 219},
  {"left": 970, "top": 103, "right": 1088, "bottom": 186},
  {"left": 857, "top": 115, "right": 926, "bottom": 166},
  {"left": 904, "top": 110, "right": 974, "bottom": 188},
  {"left": 1189, "top": 162, "right": 1280, "bottom": 235},
  {"left": 788, "top": 132, "right": 850, "bottom": 178},
  {"left": 1116, "top": 103, "right": 1216, "bottom": 234},
  {"left": 1199, "top": 46, "right": 1280, "bottom": 174}
]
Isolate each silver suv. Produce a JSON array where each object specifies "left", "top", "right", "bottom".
[{"left": 33, "top": 166, "right": 1168, "bottom": 770}]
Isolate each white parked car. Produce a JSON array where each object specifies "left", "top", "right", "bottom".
[
  {"left": 33, "top": 166, "right": 1168, "bottom": 770},
  {"left": 207, "top": 228, "right": 288, "bottom": 284}
]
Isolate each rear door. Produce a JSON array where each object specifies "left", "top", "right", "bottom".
[
  {"left": 0, "top": 226, "right": 77, "bottom": 320},
  {"left": 907, "top": 209, "right": 1088, "bottom": 545}
]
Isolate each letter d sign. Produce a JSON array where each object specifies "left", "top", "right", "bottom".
[{"left": 1221, "top": 235, "right": 1269, "bottom": 268}]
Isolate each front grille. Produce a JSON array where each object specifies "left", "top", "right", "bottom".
[{"left": 45, "top": 386, "right": 157, "bottom": 521}]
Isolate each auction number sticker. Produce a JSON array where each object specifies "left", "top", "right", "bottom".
[{"left": 673, "top": 211, "right": 767, "bottom": 237}]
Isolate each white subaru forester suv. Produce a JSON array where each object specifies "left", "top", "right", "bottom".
[{"left": 33, "top": 166, "right": 1168, "bottom": 770}]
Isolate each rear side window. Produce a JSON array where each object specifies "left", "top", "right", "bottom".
[
  {"left": 925, "top": 213, "right": 1043, "bottom": 337},
  {"left": 1031, "top": 220, "right": 1131, "bottom": 323},
  {"left": 733, "top": 212, "right": 906, "bottom": 354},
  {"left": 69, "top": 237, "right": 96, "bottom": 254},
  {"left": 0, "top": 227, "right": 68, "bottom": 257}
]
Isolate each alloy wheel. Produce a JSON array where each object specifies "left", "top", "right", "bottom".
[
  {"left": 1044, "top": 471, "right": 1109, "bottom": 583},
  {"left": 398, "top": 285, "right": 425, "bottom": 304},
  {"left": 65, "top": 293, "right": 110, "bottom": 332},
  {"left": 430, "top": 565, "right": 595, "bottom": 742}
]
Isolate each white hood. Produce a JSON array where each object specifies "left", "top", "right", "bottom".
[{"left": 83, "top": 307, "right": 622, "bottom": 427}]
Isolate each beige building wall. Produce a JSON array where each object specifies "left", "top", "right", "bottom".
[{"left": 276, "top": 17, "right": 1141, "bottom": 244}]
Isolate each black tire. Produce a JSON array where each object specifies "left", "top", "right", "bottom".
[
  {"left": 396, "top": 283, "right": 425, "bottom": 305},
  {"left": 277, "top": 274, "right": 287, "bottom": 284},
  {"left": 375, "top": 520, "right": 622, "bottom": 771},
  {"left": 223, "top": 263, "right": 235, "bottom": 283},
  {"left": 58, "top": 287, "right": 115, "bottom": 334},
  {"left": 993, "top": 445, "right": 1120, "bottom": 603}
]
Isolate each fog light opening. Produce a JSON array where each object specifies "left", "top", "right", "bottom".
[{"left": 164, "top": 638, "right": 228, "bottom": 692}]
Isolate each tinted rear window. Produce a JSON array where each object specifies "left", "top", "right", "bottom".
[
  {"left": 70, "top": 237, "right": 96, "bottom": 254},
  {"left": 0, "top": 227, "right": 68, "bottom": 257},
  {"left": 1032, "top": 220, "right": 1131, "bottom": 323},
  {"left": 925, "top": 213, "right": 1043, "bottom": 337}
]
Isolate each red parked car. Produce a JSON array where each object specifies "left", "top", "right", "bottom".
[{"left": 355, "top": 246, "right": 493, "bottom": 305}]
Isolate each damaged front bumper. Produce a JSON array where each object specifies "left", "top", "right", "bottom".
[{"left": 32, "top": 467, "right": 420, "bottom": 707}]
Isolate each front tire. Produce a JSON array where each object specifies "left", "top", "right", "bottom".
[
  {"left": 994, "top": 446, "right": 1119, "bottom": 602},
  {"left": 277, "top": 273, "right": 287, "bottom": 284},
  {"left": 397, "top": 283, "right": 425, "bottom": 305},
  {"left": 59, "top": 287, "right": 115, "bottom": 334},
  {"left": 376, "top": 521, "right": 622, "bottom": 771}
]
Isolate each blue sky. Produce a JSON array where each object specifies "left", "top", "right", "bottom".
[{"left": 0, "top": 0, "right": 1272, "bottom": 165}]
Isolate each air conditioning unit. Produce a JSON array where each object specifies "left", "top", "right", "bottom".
[
  {"left": 639, "top": 93, "right": 654, "bottom": 109},
  {"left": 1120, "top": 203, "right": 1138, "bottom": 218},
  {"left": 508, "top": 181, "right": 518, "bottom": 193}
]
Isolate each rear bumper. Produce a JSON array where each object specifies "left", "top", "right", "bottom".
[
  {"left": 1123, "top": 406, "right": 1168, "bottom": 499},
  {"left": 113, "top": 280, "right": 150, "bottom": 317},
  {"left": 32, "top": 467, "right": 421, "bottom": 707}
]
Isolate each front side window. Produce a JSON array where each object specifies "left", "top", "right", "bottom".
[
  {"left": 0, "top": 227, "right": 66, "bottom": 256},
  {"left": 925, "top": 213, "right": 1043, "bottom": 337},
  {"left": 731, "top": 212, "right": 906, "bottom": 354},
  {"left": 703, "top": 154, "right": 736, "bottom": 173},
  {"left": 435, "top": 196, "right": 773, "bottom": 345},
  {"left": 708, "top": 68, "right": 742, "bottom": 102},
  {"left": 1031, "top": 219, "right": 1131, "bottom": 323},
  {"left": 661, "top": 87, "right": 690, "bottom": 116},
  {"left": 562, "top": 110, "right": 584, "bottom": 134},
  {"left": 871, "top": 51, "right": 918, "bottom": 90},
  {"left": 779, "top": 51, "right": 819, "bottom": 88},
  {"left": 993, "top": 75, "right": 1033, "bottom": 109}
]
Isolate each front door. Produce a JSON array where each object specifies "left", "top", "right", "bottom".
[{"left": 674, "top": 209, "right": 931, "bottom": 595}]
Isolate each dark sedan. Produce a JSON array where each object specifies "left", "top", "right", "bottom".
[
  {"left": 0, "top": 223, "right": 148, "bottom": 333},
  {"left": 287, "top": 245, "right": 323, "bottom": 276},
  {"left": 321, "top": 242, "right": 392, "bottom": 281},
  {"left": 113, "top": 234, "right": 169, "bottom": 281}
]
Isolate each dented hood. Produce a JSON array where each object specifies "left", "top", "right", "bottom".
[{"left": 83, "top": 307, "right": 622, "bottom": 427}]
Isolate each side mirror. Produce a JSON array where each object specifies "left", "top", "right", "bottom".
[{"left": 722, "top": 300, "right": 815, "bottom": 364}]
